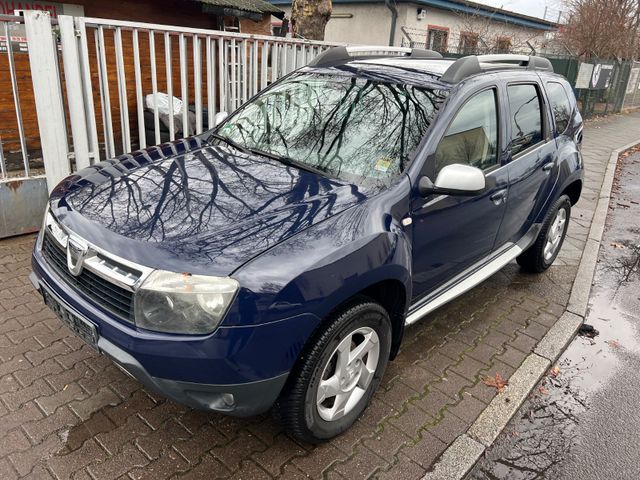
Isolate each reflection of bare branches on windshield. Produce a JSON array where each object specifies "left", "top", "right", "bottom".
[
  {"left": 222, "top": 73, "right": 446, "bottom": 181},
  {"left": 320, "top": 80, "right": 378, "bottom": 173}
]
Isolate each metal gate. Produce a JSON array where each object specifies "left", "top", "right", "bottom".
[
  {"left": 35, "top": 11, "right": 337, "bottom": 189},
  {"left": 1, "top": 14, "right": 37, "bottom": 180},
  {"left": 4, "top": 11, "right": 338, "bottom": 188},
  {"left": 0, "top": 10, "right": 337, "bottom": 237}
]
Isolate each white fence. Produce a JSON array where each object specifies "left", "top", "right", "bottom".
[
  {"left": 0, "top": 14, "right": 31, "bottom": 179},
  {"left": 2, "top": 11, "right": 338, "bottom": 190}
]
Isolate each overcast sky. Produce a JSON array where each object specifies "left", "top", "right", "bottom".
[{"left": 477, "top": 0, "right": 566, "bottom": 22}]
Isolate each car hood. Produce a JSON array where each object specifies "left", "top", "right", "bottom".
[{"left": 51, "top": 138, "right": 373, "bottom": 276}]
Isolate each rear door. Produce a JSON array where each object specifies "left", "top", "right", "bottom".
[{"left": 495, "top": 81, "right": 558, "bottom": 246}]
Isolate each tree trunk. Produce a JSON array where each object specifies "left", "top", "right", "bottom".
[{"left": 291, "top": 0, "right": 333, "bottom": 41}]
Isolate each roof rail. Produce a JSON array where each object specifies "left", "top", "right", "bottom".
[
  {"left": 308, "top": 45, "right": 443, "bottom": 68},
  {"left": 440, "top": 54, "right": 553, "bottom": 83}
]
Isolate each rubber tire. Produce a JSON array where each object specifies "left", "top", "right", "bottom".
[
  {"left": 516, "top": 194, "right": 571, "bottom": 273},
  {"left": 274, "top": 298, "right": 391, "bottom": 444}
]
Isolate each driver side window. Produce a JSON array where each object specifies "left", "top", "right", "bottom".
[{"left": 434, "top": 88, "right": 499, "bottom": 175}]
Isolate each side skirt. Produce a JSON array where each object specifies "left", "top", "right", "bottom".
[
  {"left": 405, "top": 243, "right": 523, "bottom": 325},
  {"left": 405, "top": 223, "right": 542, "bottom": 326}
]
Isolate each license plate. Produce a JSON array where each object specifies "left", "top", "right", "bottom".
[{"left": 43, "top": 290, "right": 99, "bottom": 348}]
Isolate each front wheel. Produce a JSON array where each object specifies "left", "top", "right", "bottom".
[
  {"left": 274, "top": 299, "right": 391, "bottom": 443},
  {"left": 517, "top": 194, "right": 571, "bottom": 273}
]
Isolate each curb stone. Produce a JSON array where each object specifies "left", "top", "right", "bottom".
[
  {"left": 467, "top": 354, "right": 550, "bottom": 448},
  {"left": 421, "top": 138, "right": 640, "bottom": 480},
  {"left": 422, "top": 435, "right": 484, "bottom": 480}
]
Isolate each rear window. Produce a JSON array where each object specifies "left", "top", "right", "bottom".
[
  {"left": 546, "top": 82, "right": 573, "bottom": 134},
  {"left": 507, "top": 84, "right": 543, "bottom": 156}
]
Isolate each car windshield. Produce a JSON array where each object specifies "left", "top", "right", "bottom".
[{"left": 214, "top": 72, "right": 446, "bottom": 183}]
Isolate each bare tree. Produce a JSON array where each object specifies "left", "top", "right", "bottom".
[
  {"left": 291, "top": 0, "right": 332, "bottom": 40},
  {"left": 559, "top": 0, "right": 640, "bottom": 59},
  {"left": 453, "top": 7, "right": 543, "bottom": 55}
]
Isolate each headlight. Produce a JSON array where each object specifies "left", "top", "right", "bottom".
[{"left": 134, "top": 270, "right": 239, "bottom": 334}]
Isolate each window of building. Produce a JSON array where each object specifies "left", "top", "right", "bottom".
[
  {"left": 434, "top": 88, "right": 499, "bottom": 174},
  {"left": 507, "top": 84, "right": 543, "bottom": 156},
  {"left": 458, "top": 32, "right": 479, "bottom": 55},
  {"left": 427, "top": 26, "right": 449, "bottom": 52},
  {"left": 495, "top": 36, "right": 511, "bottom": 53},
  {"left": 221, "top": 16, "right": 240, "bottom": 32},
  {"left": 546, "top": 82, "right": 572, "bottom": 134}
]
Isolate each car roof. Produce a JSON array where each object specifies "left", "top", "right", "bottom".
[
  {"left": 307, "top": 47, "right": 555, "bottom": 86},
  {"left": 351, "top": 57, "right": 457, "bottom": 77}
]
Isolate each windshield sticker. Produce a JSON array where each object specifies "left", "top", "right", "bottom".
[{"left": 374, "top": 158, "right": 393, "bottom": 173}]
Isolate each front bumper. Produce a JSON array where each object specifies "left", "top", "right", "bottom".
[
  {"left": 97, "top": 334, "right": 288, "bottom": 415},
  {"left": 30, "top": 244, "right": 320, "bottom": 416},
  {"left": 30, "top": 270, "right": 288, "bottom": 416}
]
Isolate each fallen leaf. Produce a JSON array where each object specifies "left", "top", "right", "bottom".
[
  {"left": 611, "top": 242, "right": 626, "bottom": 249},
  {"left": 549, "top": 366, "right": 561, "bottom": 378},
  {"left": 538, "top": 386, "right": 549, "bottom": 395},
  {"left": 606, "top": 339, "right": 622, "bottom": 349},
  {"left": 482, "top": 372, "right": 508, "bottom": 392}
]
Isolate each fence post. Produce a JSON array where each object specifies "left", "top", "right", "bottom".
[
  {"left": 58, "top": 15, "right": 91, "bottom": 171},
  {"left": 24, "top": 10, "right": 70, "bottom": 192}
]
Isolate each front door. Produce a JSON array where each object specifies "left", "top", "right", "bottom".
[{"left": 410, "top": 87, "right": 508, "bottom": 301}]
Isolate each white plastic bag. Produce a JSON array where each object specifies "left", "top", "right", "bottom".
[{"left": 145, "top": 93, "right": 183, "bottom": 116}]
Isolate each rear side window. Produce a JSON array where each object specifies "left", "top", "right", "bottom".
[
  {"left": 434, "top": 88, "right": 498, "bottom": 174},
  {"left": 507, "top": 84, "right": 543, "bottom": 156},
  {"left": 546, "top": 82, "right": 572, "bottom": 134}
]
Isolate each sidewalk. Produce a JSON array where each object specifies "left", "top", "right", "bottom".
[
  {"left": 469, "top": 145, "right": 640, "bottom": 480},
  {"left": 1, "top": 112, "right": 640, "bottom": 480}
]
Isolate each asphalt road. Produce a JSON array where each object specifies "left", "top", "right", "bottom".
[{"left": 470, "top": 149, "right": 640, "bottom": 479}]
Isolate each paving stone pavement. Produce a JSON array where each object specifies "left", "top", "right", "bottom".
[{"left": 1, "top": 111, "right": 640, "bottom": 480}]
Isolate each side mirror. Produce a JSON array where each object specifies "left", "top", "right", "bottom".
[
  {"left": 419, "top": 164, "right": 486, "bottom": 197},
  {"left": 214, "top": 111, "right": 228, "bottom": 126}
]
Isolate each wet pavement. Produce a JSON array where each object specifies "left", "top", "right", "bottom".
[{"left": 470, "top": 148, "right": 640, "bottom": 480}]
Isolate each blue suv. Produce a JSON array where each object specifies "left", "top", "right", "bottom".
[{"left": 31, "top": 47, "right": 583, "bottom": 443}]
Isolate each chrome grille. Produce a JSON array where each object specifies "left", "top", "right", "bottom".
[{"left": 41, "top": 233, "right": 134, "bottom": 322}]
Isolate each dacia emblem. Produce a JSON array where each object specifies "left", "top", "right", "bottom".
[{"left": 66, "top": 236, "right": 88, "bottom": 277}]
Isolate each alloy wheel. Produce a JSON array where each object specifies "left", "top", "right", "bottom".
[
  {"left": 316, "top": 326, "right": 380, "bottom": 422},
  {"left": 544, "top": 207, "right": 567, "bottom": 261}
]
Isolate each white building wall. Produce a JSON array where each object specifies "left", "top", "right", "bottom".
[
  {"left": 397, "top": 4, "right": 545, "bottom": 52},
  {"left": 279, "top": 4, "right": 395, "bottom": 45},
  {"left": 280, "top": 3, "right": 548, "bottom": 52}
]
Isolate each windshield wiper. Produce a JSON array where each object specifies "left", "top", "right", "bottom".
[
  {"left": 210, "top": 133, "right": 251, "bottom": 155},
  {"left": 211, "top": 134, "right": 332, "bottom": 178},
  {"left": 248, "top": 148, "right": 332, "bottom": 178}
]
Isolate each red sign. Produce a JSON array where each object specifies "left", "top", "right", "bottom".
[
  {"left": 0, "top": 1, "right": 63, "bottom": 18},
  {"left": 0, "top": 35, "right": 28, "bottom": 53}
]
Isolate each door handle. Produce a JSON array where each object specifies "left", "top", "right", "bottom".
[
  {"left": 489, "top": 189, "right": 508, "bottom": 205},
  {"left": 542, "top": 161, "right": 555, "bottom": 172}
]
